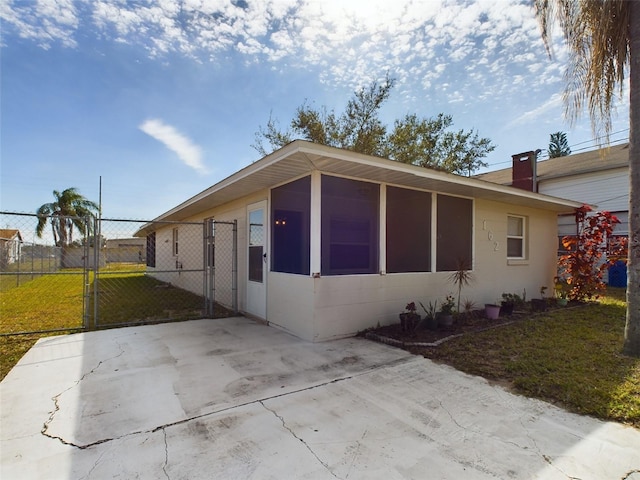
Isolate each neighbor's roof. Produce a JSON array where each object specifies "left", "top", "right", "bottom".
[
  {"left": 477, "top": 142, "right": 629, "bottom": 186},
  {"left": 0, "top": 229, "right": 22, "bottom": 241},
  {"left": 136, "top": 140, "right": 584, "bottom": 236}
]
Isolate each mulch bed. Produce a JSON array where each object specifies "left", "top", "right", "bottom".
[{"left": 361, "top": 302, "right": 581, "bottom": 348}]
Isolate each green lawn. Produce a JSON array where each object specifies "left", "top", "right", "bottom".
[
  {"left": 417, "top": 288, "right": 639, "bottom": 428},
  {"left": 1, "top": 266, "right": 228, "bottom": 379}
]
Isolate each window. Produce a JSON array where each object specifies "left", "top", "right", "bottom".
[
  {"left": 386, "top": 186, "right": 431, "bottom": 273},
  {"left": 507, "top": 215, "right": 526, "bottom": 259},
  {"left": 557, "top": 213, "right": 577, "bottom": 255},
  {"left": 172, "top": 228, "right": 179, "bottom": 256},
  {"left": 146, "top": 232, "right": 156, "bottom": 268},
  {"left": 248, "top": 209, "right": 264, "bottom": 283},
  {"left": 436, "top": 195, "right": 472, "bottom": 271},
  {"left": 271, "top": 176, "right": 311, "bottom": 275},
  {"left": 321, "top": 175, "right": 379, "bottom": 275}
]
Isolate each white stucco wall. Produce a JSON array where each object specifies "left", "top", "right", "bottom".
[
  {"left": 147, "top": 185, "right": 561, "bottom": 342},
  {"left": 268, "top": 198, "right": 559, "bottom": 342}
]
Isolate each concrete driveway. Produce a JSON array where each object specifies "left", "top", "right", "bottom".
[{"left": 1, "top": 317, "right": 639, "bottom": 479}]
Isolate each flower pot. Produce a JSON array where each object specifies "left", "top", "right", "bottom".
[
  {"left": 557, "top": 298, "right": 568, "bottom": 307},
  {"left": 437, "top": 313, "right": 454, "bottom": 327},
  {"left": 500, "top": 302, "right": 514, "bottom": 316},
  {"left": 485, "top": 304, "right": 500, "bottom": 320}
]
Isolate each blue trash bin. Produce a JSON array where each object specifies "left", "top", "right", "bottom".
[{"left": 608, "top": 260, "right": 627, "bottom": 288}]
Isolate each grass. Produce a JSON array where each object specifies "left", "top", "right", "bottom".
[
  {"left": 416, "top": 287, "right": 639, "bottom": 428},
  {"left": 0, "top": 265, "right": 229, "bottom": 380}
]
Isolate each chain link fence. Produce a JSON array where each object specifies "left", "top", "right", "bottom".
[{"left": 0, "top": 212, "right": 237, "bottom": 337}]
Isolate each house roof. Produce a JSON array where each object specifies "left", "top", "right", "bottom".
[
  {"left": 477, "top": 142, "right": 629, "bottom": 186},
  {"left": 0, "top": 229, "right": 22, "bottom": 242},
  {"left": 136, "top": 140, "right": 584, "bottom": 236}
]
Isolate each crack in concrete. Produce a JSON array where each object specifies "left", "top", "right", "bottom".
[
  {"left": 40, "top": 367, "right": 362, "bottom": 451},
  {"left": 41, "top": 341, "right": 126, "bottom": 448},
  {"left": 623, "top": 470, "right": 640, "bottom": 480},
  {"left": 161, "top": 427, "right": 170, "bottom": 480},
  {"left": 259, "top": 400, "right": 340, "bottom": 479}
]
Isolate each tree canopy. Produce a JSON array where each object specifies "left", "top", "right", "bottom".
[
  {"left": 253, "top": 75, "right": 495, "bottom": 176},
  {"left": 548, "top": 131, "right": 571, "bottom": 158}
]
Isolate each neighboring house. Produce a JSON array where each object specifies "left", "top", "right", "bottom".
[
  {"left": 138, "top": 140, "right": 582, "bottom": 342},
  {"left": 477, "top": 143, "right": 629, "bottom": 283},
  {"left": 105, "top": 238, "right": 146, "bottom": 263},
  {"left": 0, "top": 229, "right": 22, "bottom": 267}
]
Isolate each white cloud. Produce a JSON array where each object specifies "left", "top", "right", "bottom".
[
  {"left": 505, "top": 93, "right": 563, "bottom": 128},
  {"left": 139, "top": 119, "right": 208, "bottom": 175},
  {"left": 1, "top": 0, "right": 569, "bottom": 104}
]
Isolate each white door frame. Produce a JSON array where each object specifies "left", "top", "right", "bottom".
[{"left": 246, "top": 200, "right": 267, "bottom": 319}]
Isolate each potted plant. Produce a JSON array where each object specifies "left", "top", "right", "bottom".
[
  {"left": 399, "top": 302, "right": 420, "bottom": 332},
  {"left": 500, "top": 292, "right": 522, "bottom": 316},
  {"left": 484, "top": 301, "right": 501, "bottom": 320},
  {"left": 419, "top": 300, "right": 439, "bottom": 331},
  {"left": 438, "top": 295, "right": 455, "bottom": 327},
  {"left": 448, "top": 258, "right": 474, "bottom": 313}
]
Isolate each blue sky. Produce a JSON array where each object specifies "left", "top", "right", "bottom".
[{"left": 0, "top": 0, "right": 630, "bottom": 221}]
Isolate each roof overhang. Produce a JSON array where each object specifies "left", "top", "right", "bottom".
[{"left": 135, "top": 140, "right": 584, "bottom": 236}]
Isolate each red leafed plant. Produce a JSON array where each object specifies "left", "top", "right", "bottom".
[{"left": 558, "top": 205, "right": 628, "bottom": 301}]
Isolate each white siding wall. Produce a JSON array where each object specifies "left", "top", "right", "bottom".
[{"left": 540, "top": 168, "right": 629, "bottom": 228}]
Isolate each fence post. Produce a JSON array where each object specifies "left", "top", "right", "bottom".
[{"left": 232, "top": 219, "right": 238, "bottom": 313}]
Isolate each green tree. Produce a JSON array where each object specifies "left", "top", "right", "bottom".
[
  {"left": 253, "top": 75, "right": 495, "bottom": 176},
  {"left": 548, "top": 131, "right": 571, "bottom": 158},
  {"left": 36, "top": 188, "right": 99, "bottom": 248},
  {"left": 536, "top": 0, "right": 639, "bottom": 357}
]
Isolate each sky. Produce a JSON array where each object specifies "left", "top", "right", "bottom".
[{"left": 0, "top": 0, "right": 631, "bottom": 222}]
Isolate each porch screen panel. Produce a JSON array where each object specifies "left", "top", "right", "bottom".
[
  {"left": 386, "top": 187, "right": 431, "bottom": 273},
  {"left": 321, "top": 175, "right": 379, "bottom": 275},
  {"left": 271, "top": 176, "right": 311, "bottom": 275},
  {"left": 436, "top": 194, "right": 472, "bottom": 272}
]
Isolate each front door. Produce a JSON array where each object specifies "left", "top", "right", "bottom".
[{"left": 246, "top": 201, "right": 267, "bottom": 319}]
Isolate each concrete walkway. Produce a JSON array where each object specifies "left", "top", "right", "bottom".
[{"left": 1, "top": 317, "right": 639, "bottom": 479}]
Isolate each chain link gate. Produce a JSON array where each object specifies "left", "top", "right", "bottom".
[
  {"left": 205, "top": 219, "right": 238, "bottom": 317},
  {"left": 92, "top": 218, "right": 238, "bottom": 329},
  {"left": 1, "top": 212, "right": 238, "bottom": 335}
]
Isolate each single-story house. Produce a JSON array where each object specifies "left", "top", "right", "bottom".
[
  {"left": 138, "top": 140, "right": 583, "bottom": 342},
  {"left": 104, "top": 237, "right": 146, "bottom": 264},
  {"left": 0, "top": 229, "right": 22, "bottom": 267}
]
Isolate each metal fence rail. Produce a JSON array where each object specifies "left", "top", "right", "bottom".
[{"left": 1, "top": 212, "right": 238, "bottom": 336}]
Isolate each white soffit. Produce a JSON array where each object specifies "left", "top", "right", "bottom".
[{"left": 147, "top": 140, "right": 583, "bottom": 226}]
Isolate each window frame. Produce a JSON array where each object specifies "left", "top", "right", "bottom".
[{"left": 506, "top": 214, "right": 526, "bottom": 260}]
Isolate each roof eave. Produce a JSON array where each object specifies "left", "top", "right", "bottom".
[{"left": 134, "top": 141, "right": 583, "bottom": 237}]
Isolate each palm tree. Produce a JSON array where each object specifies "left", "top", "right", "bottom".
[
  {"left": 535, "top": 0, "right": 639, "bottom": 357},
  {"left": 36, "top": 188, "right": 99, "bottom": 266}
]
